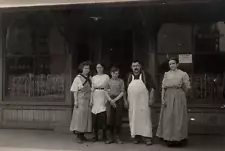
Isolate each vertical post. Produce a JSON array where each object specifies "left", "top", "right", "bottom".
[
  {"left": 132, "top": 31, "right": 136, "bottom": 59},
  {"left": 0, "top": 12, "right": 3, "bottom": 128},
  {"left": 96, "top": 19, "right": 102, "bottom": 62},
  {"left": 146, "top": 27, "right": 157, "bottom": 83},
  {"left": 148, "top": 36, "right": 156, "bottom": 80},
  {"left": 65, "top": 41, "right": 72, "bottom": 106},
  {"left": 191, "top": 24, "right": 195, "bottom": 102},
  {"left": 0, "top": 12, "right": 3, "bottom": 102},
  {"left": 97, "top": 32, "right": 102, "bottom": 61},
  {"left": 147, "top": 28, "right": 159, "bottom": 135}
]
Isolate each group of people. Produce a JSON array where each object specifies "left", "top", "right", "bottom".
[{"left": 69, "top": 58, "right": 190, "bottom": 147}]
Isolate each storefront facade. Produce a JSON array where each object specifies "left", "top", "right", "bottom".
[{"left": 0, "top": 0, "right": 225, "bottom": 134}]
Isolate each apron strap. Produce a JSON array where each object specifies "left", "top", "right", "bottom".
[
  {"left": 79, "top": 74, "right": 92, "bottom": 86},
  {"left": 139, "top": 74, "right": 142, "bottom": 81},
  {"left": 142, "top": 72, "right": 147, "bottom": 85},
  {"left": 131, "top": 75, "right": 134, "bottom": 81}
]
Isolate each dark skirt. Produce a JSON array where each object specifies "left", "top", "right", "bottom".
[
  {"left": 92, "top": 111, "right": 107, "bottom": 130},
  {"left": 107, "top": 96, "right": 124, "bottom": 127}
]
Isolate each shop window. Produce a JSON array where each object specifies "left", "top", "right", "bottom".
[
  {"left": 157, "top": 23, "right": 225, "bottom": 105},
  {"left": 194, "top": 23, "right": 219, "bottom": 53},
  {"left": 157, "top": 23, "right": 192, "bottom": 54},
  {"left": 190, "top": 24, "right": 225, "bottom": 104},
  {"left": 4, "top": 12, "right": 66, "bottom": 101}
]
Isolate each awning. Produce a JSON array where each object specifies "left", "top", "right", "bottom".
[{"left": 0, "top": 0, "right": 216, "bottom": 8}]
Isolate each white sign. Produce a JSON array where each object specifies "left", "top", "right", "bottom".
[{"left": 179, "top": 54, "right": 192, "bottom": 64}]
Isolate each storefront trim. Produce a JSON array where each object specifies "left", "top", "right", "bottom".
[
  {"left": 0, "top": 0, "right": 156, "bottom": 8},
  {"left": 0, "top": 0, "right": 216, "bottom": 9}
]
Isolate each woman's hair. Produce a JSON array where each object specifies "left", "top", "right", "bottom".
[
  {"left": 78, "top": 61, "right": 91, "bottom": 72},
  {"left": 168, "top": 57, "right": 179, "bottom": 64},
  {"left": 96, "top": 62, "right": 105, "bottom": 68},
  {"left": 110, "top": 66, "right": 120, "bottom": 73}
]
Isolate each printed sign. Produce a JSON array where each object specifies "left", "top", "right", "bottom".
[{"left": 179, "top": 54, "right": 192, "bottom": 63}]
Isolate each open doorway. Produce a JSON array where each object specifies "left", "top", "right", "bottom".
[
  {"left": 102, "top": 30, "right": 133, "bottom": 79},
  {"left": 72, "top": 29, "right": 91, "bottom": 75}
]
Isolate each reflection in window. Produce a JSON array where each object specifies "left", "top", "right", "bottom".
[
  {"left": 191, "top": 54, "right": 225, "bottom": 104},
  {"left": 192, "top": 23, "right": 225, "bottom": 103},
  {"left": 6, "top": 18, "right": 34, "bottom": 55},
  {"left": 157, "top": 23, "right": 225, "bottom": 104},
  {"left": 194, "top": 23, "right": 219, "bottom": 53},
  {"left": 4, "top": 12, "right": 66, "bottom": 100}
]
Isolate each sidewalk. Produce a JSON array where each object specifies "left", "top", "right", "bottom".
[{"left": 0, "top": 129, "right": 224, "bottom": 151}]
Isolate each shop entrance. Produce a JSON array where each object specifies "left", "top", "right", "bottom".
[
  {"left": 72, "top": 29, "right": 133, "bottom": 79},
  {"left": 102, "top": 29, "right": 133, "bottom": 79}
]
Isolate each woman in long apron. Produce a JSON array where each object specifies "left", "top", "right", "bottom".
[
  {"left": 157, "top": 58, "right": 190, "bottom": 147},
  {"left": 70, "top": 61, "right": 92, "bottom": 144}
]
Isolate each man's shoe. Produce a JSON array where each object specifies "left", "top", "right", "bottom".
[
  {"left": 92, "top": 136, "right": 98, "bottom": 142},
  {"left": 146, "top": 140, "right": 153, "bottom": 146},
  {"left": 105, "top": 139, "right": 114, "bottom": 144},
  {"left": 133, "top": 139, "right": 140, "bottom": 144},
  {"left": 115, "top": 138, "right": 123, "bottom": 144}
]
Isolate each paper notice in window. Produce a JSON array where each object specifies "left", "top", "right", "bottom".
[{"left": 179, "top": 54, "right": 192, "bottom": 63}]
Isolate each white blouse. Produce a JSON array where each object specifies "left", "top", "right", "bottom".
[
  {"left": 70, "top": 76, "right": 83, "bottom": 92},
  {"left": 91, "top": 74, "right": 110, "bottom": 114}
]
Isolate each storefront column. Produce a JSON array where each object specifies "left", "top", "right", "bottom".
[
  {"left": 0, "top": 12, "right": 3, "bottom": 102},
  {"left": 0, "top": 12, "right": 3, "bottom": 128},
  {"left": 65, "top": 42, "right": 72, "bottom": 106},
  {"left": 147, "top": 35, "right": 157, "bottom": 80},
  {"left": 132, "top": 31, "right": 136, "bottom": 59},
  {"left": 145, "top": 22, "right": 160, "bottom": 135}
]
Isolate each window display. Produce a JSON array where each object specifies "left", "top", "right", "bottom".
[
  {"left": 157, "top": 23, "right": 225, "bottom": 104},
  {"left": 4, "top": 12, "right": 66, "bottom": 101}
]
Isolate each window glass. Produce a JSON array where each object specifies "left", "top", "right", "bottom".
[
  {"left": 4, "top": 12, "right": 66, "bottom": 101},
  {"left": 157, "top": 23, "right": 225, "bottom": 104}
]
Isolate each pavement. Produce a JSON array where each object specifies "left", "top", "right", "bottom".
[{"left": 0, "top": 129, "right": 224, "bottom": 151}]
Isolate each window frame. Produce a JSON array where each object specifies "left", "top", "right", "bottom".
[
  {"left": 1, "top": 13, "right": 68, "bottom": 103},
  {"left": 156, "top": 23, "right": 225, "bottom": 105}
]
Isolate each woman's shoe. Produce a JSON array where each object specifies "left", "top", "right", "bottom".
[
  {"left": 166, "top": 141, "right": 174, "bottom": 147},
  {"left": 77, "top": 135, "right": 83, "bottom": 144},
  {"left": 80, "top": 134, "right": 88, "bottom": 141},
  {"left": 181, "top": 139, "right": 188, "bottom": 146}
]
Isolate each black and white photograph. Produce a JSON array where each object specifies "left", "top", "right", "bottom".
[{"left": 0, "top": 0, "right": 224, "bottom": 151}]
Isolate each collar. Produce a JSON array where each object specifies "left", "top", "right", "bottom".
[{"left": 132, "top": 71, "right": 142, "bottom": 76}]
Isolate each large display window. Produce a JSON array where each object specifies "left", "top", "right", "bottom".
[
  {"left": 3, "top": 12, "right": 66, "bottom": 101},
  {"left": 157, "top": 23, "right": 225, "bottom": 105}
]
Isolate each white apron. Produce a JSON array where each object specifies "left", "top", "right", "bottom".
[{"left": 127, "top": 74, "right": 152, "bottom": 138}]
